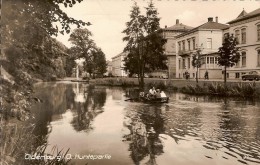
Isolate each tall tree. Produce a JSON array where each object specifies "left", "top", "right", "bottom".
[
  {"left": 1, "top": 0, "right": 89, "bottom": 121},
  {"left": 84, "top": 48, "right": 107, "bottom": 78},
  {"left": 218, "top": 34, "right": 240, "bottom": 85},
  {"left": 123, "top": 1, "right": 167, "bottom": 89},
  {"left": 191, "top": 49, "right": 204, "bottom": 83},
  {"left": 69, "top": 28, "right": 96, "bottom": 61}
]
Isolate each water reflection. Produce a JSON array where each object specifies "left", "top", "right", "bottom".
[
  {"left": 123, "top": 104, "right": 165, "bottom": 165},
  {"left": 70, "top": 84, "right": 106, "bottom": 132},
  {"left": 30, "top": 83, "right": 260, "bottom": 165},
  {"left": 31, "top": 83, "right": 107, "bottom": 144}
]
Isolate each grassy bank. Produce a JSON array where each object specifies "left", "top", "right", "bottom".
[{"left": 90, "top": 78, "right": 260, "bottom": 98}]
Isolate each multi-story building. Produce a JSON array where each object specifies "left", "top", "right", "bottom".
[
  {"left": 162, "top": 19, "right": 193, "bottom": 78},
  {"left": 225, "top": 8, "right": 260, "bottom": 79},
  {"left": 111, "top": 52, "right": 128, "bottom": 77},
  {"left": 176, "top": 17, "right": 228, "bottom": 79}
]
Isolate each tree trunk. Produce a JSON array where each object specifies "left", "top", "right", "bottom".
[
  {"left": 196, "top": 67, "right": 198, "bottom": 83},
  {"left": 224, "top": 66, "right": 227, "bottom": 86}
]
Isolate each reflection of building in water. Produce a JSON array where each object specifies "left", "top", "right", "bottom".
[
  {"left": 112, "top": 89, "right": 123, "bottom": 100},
  {"left": 73, "top": 82, "right": 86, "bottom": 103}
]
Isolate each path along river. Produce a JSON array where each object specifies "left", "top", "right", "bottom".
[{"left": 30, "top": 82, "right": 260, "bottom": 165}]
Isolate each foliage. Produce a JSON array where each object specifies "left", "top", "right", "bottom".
[
  {"left": 1, "top": 1, "right": 89, "bottom": 164},
  {"left": 64, "top": 56, "right": 76, "bottom": 77},
  {"left": 84, "top": 48, "right": 107, "bottom": 77},
  {"left": 0, "top": 123, "right": 70, "bottom": 165},
  {"left": 207, "top": 83, "right": 228, "bottom": 96},
  {"left": 122, "top": 1, "right": 167, "bottom": 88},
  {"left": 69, "top": 28, "right": 107, "bottom": 77},
  {"left": 218, "top": 33, "right": 240, "bottom": 84},
  {"left": 191, "top": 49, "right": 204, "bottom": 83},
  {"left": 69, "top": 28, "right": 96, "bottom": 60}
]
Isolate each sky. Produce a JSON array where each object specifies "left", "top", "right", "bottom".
[{"left": 56, "top": 0, "right": 260, "bottom": 61}]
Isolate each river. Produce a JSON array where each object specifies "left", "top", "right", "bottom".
[{"left": 30, "top": 82, "right": 260, "bottom": 165}]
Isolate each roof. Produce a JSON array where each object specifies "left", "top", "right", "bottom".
[
  {"left": 176, "top": 21, "right": 229, "bottom": 38},
  {"left": 111, "top": 52, "right": 128, "bottom": 59},
  {"left": 162, "top": 23, "right": 193, "bottom": 32},
  {"left": 227, "top": 8, "right": 260, "bottom": 24}
]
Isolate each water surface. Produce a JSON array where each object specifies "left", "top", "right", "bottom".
[{"left": 31, "top": 82, "right": 260, "bottom": 165}]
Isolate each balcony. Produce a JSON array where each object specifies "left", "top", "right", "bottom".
[{"left": 178, "top": 50, "right": 194, "bottom": 57}]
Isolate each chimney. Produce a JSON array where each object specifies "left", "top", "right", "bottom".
[
  {"left": 215, "top": 16, "right": 218, "bottom": 23},
  {"left": 176, "top": 19, "right": 179, "bottom": 24},
  {"left": 208, "top": 17, "right": 213, "bottom": 22},
  {"left": 165, "top": 25, "right": 167, "bottom": 28}
]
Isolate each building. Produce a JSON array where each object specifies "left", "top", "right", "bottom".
[
  {"left": 224, "top": 8, "right": 260, "bottom": 79},
  {"left": 111, "top": 52, "right": 128, "bottom": 77},
  {"left": 176, "top": 17, "right": 229, "bottom": 79},
  {"left": 162, "top": 19, "right": 193, "bottom": 78}
]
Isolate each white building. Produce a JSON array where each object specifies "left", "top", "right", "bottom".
[
  {"left": 111, "top": 52, "right": 128, "bottom": 77},
  {"left": 224, "top": 8, "right": 260, "bottom": 79},
  {"left": 161, "top": 19, "right": 193, "bottom": 78},
  {"left": 176, "top": 17, "right": 229, "bottom": 79}
]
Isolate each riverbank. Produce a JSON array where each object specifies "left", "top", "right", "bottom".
[{"left": 90, "top": 77, "right": 260, "bottom": 98}]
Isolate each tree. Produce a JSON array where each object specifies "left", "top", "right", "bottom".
[
  {"left": 191, "top": 49, "right": 204, "bottom": 83},
  {"left": 84, "top": 48, "right": 107, "bottom": 78},
  {"left": 218, "top": 34, "right": 240, "bottom": 85},
  {"left": 123, "top": 1, "right": 167, "bottom": 89},
  {"left": 69, "top": 28, "right": 96, "bottom": 60},
  {"left": 1, "top": 0, "right": 89, "bottom": 119}
]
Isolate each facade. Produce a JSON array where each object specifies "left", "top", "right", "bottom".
[
  {"left": 111, "top": 52, "right": 128, "bottom": 77},
  {"left": 225, "top": 8, "right": 260, "bottom": 79},
  {"left": 176, "top": 17, "right": 229, "bottom": 79},
  {"left": 161, "top": 19, "right": 193, "bottom": 78}
]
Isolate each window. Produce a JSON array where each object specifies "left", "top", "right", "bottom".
[
  {"left": 235, "top": 73, "right": 240, "bottom": 78},
  {"left": 179, "top": 59, "right": 181, "bottom": 69},
  {"left": 182, "top": 59, "right": 186, "bottom": 69},
  {"left": 241, "top": 28, "right": 246, "bottom": 44},
  {"left": 182, "top": 41, "right": 185, "bottom": 51},
  {"left": 192, "top": 38, "right": 196, "bottom": 50},
  {"left": 188, "top": 40, "right": 191, "bottom": 50},
  {"left": 207, "top": 57, "right": 210, "bottom": 64},
  {"left": 201, "top": 57, "right": 205, "bottom": 64},
  {"left": 210, "top": 57, "right": 214, "bottom": 64},
  {"left": 178, "top": 42, "right": 181, "bottom": 51},
  {"left": 242, "top": 52, "right": 246, "bottom": 67},
  {"left": 206, "top": 38, "right": 212, "bottom": 49},
  {"left": 215, "top": 57, "right": 218, "bottom": 64},
  {"left": 188, "top": 58, "right": 190, "bottom": 69},
  {"left": 257, "top": 25, "right": 260, "bottom": 41},
  {"left": 235, "top": 30, "right": 240, "bottom": 44},
  {"left": 258, "top": 50, "right": 260, "bottom": 66}
]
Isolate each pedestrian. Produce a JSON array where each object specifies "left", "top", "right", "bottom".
[{"left": 204, "top": 70, "right": 209, "bottom": 80}]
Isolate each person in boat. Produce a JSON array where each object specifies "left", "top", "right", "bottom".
[
  {"left": 155, "top": 89, "right": 161, "bottom": 98},
  {"left": 160, "top": 90, "right": 167, "bottom": 98},
  {"left": 149, "top": 87, "right": 156, "bottom": 98},
  {"left": 139, "top": 91, "right": 145, "bottom": 98}
]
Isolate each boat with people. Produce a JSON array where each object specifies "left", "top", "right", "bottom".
[{"left": 126, "top": 87, "right": 169, "bottom": 103}]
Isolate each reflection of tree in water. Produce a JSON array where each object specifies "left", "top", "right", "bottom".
[
  {"left": 70, "top": 85, "right": 107, "bottom": 132},
  {"left": 123, "top": 105, "right": 165, "bottom": 165},
  {"left": 31, "top": 83, "right": 74, "bottom": 146}
]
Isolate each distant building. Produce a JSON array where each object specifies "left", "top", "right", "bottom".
[
  {"left": 111, "top": 52, "right": 128, "bottom": 77},
  {"left": 224, "top": 8, "right": 260, "bottom": 79},
  {"left": 161, "top": 19, "right": 193, "bottom": 78},
  {"left": 176, "top": 17, "right": 228, "bottom": 79}
]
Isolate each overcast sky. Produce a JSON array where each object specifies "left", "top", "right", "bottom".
[{"left": 56, "top": 0, "right": 260, "bottom": 61}]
